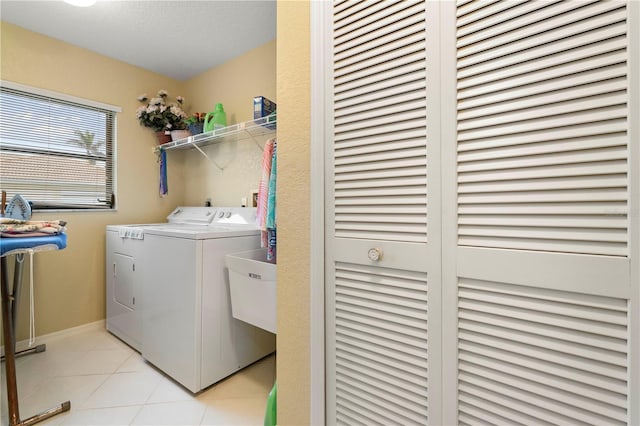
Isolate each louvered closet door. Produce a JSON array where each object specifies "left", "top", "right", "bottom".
[
  {"left": 326, "top": 1, "right": 442, "bottom": 425},
  {"left": 451, "top": 1, "right": 635, "bottom": 424}
]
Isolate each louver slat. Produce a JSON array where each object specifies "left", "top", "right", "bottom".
[
  {"left": 336, "top": 386, "right": 423, "bottom": 426},
  {"left": 334, "top": 1, "right": 423, "bottom": 44},
  {"left": 333, "top": 0, "right": 387, "bottom": 23},
  {"left": 336, "top": 91, "right": 426, "bottom": 121},
  {"left": 458, "top": 162, "right": 628, "bottom": 184},
  {"left": 459, "top": 380, "right": 625, "bottom": 426},
  {"left": 457, "top": 2, "right": 624, "bottom": 60},
  {"left": 457, "top": 94, "right": 627, "bottom": 133},
  {"left": 458, "top": 397, "right": 533, "bottom": 426},
  {"left": 336, "top": 330, "right": 426, "bottom": 372},
  {"left": 457, "top": 7, "right": 626, "bottom": 67},
  {"left": 335, "top": 80, "right": 425, "bottom": 113},
  {"left": 336, "top": 205, "right": 425, "bottom": 215},
  {"left": 457, "top": 134, "right": 627, "bottom": 162},
  {"left": 334, "top": 263, "right": 428, "bottom": 425},
  {"left": 336, "top": 111, "right": 426, "bottom": 137},
  {"left": 336, "top": 376, "right": 427, "bottom": 420},
  {"left": 335, "top": 99, "right": 426, "bottom": 129},
  {"left": 457, "top": 36, "right": 627, "bottom": 88},
  {"left": 335, "top": 18, "right": 425, "bottom": 65},
  {"left": 456, "top": 0, "right": 629, "bottom": 256},
  {"left": 458, "top": 366, "right": 626, "bottom": 421},
  {"left": 458, "top": 107, "right": 626, "bottom": 142},
  {"left": 457, "top": 1, "right": 584, "bottom": 47},
  {"left": 337, "top": 336, "right": 428, "bottom": 384},
  {"left": 459, "top": 350, "right": 627, "bottom": 409},
  {"left": 457, "top": 279, "right": 628, "bottom": 425},
  {"left": 458, "top": 392, "right": 554, "bottom": 426},
  {"left": 458, "top": 66, "right": 627, "bottom": 111},
  {"left": 459, "top": 341, "right": 627, "bottom": 395},
  {"left": 335, "top": 42, "right": 425, "bottom": 87},
  {"left": 334, "top": 0, "right": 427, "bottom": 244},
  {"left": 456, "top": 0, "right": 525, "bottom": 25},
  {"left": 335, "top": 32, "right": 425, "bottom": 79}
]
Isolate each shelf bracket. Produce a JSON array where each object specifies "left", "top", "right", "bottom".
[
  {"left": 248, "top": 133, "right": 265, "bottom": 151},
  {"left": 189, "top": 140, "right": 224, "bottom": 171}
]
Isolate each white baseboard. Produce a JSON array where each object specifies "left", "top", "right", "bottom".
[{"left": 1, "top": 319, "right": 105, "bottom": 356}]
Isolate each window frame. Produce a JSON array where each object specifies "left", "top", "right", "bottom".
[{"left": 0, "top": 80, "right": 121, "bottom": 212}]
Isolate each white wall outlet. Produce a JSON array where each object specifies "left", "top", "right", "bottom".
[{"left": 241, "top": 197, "right": 248, "bottom": 207}]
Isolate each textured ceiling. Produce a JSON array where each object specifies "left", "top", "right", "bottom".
[{"left": 0, "top": 0, "right": 277, "bottom": 81}]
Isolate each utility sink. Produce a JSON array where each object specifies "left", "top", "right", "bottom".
[{"left": 225, "top": 248, "right": 276, "bottom": 334}]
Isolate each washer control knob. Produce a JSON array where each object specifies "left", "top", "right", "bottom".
[
  {"left": 225, "top": 211, "right": 232, "bottom": 218},
  {"left": 218, "top": 211, "right": 224, "bottom": 218},
  {"left": 367, "top": 248, "right": 383, "bottom": 262}
]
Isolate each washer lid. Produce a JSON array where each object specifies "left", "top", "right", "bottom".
[{"left": 139, "top": 224, "right": 259, "bottom": 239}]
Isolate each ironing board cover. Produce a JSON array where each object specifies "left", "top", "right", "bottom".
[{"left": 0, "top": 233, "right": 67, "bottom": 257}]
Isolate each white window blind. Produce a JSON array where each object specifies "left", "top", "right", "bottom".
[{"left": 0, "top": 85, "right": 116, "bottom": 209}]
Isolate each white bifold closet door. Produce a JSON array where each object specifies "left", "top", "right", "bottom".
[
  {"left": 325, "top": 0, "right": 637, "bottom": 425},
  {"left": 449, "top": 1, "right": 635, "bottom": 425},
  {"left": 326, "top": 0, "right": 442, "bottom": 424}
]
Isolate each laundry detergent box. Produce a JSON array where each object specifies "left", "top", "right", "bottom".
[{"left": 253, "top": 96, "right": 276, "bottom": 129}]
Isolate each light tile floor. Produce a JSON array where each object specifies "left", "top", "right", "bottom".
[{"left": 1, "top": 327, "right": 275, "bottom": 426}]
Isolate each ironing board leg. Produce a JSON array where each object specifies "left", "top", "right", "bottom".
[
  {"left": 1, "top": 255, "right": 20, "bottom": 425},
  {"left": 1, "top": 256, "right": 71, "bottom": 426},
  {"left": 10, "top": 254, "right": 25, "bottom": 353},
  {"left": 0, "top": 254, "right": 46, "bottom": 363}
]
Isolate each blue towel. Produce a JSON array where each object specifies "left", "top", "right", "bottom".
[
  {"left": 159, "top": 149, "right": 168, "bottom": 197},
  {"left": 266, "top": 144, "right": 277, "bottom": 230}
]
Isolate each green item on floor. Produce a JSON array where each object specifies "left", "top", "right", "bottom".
[{"left": 264, "top": 381, "right": 277, "bottom": 426}]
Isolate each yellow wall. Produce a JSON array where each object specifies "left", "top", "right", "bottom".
[
  {"left": 185, "top": 40, "right": 276, "bottom": 125},
  {"left": 276, "top": 1, "right": 311, "bottom": 424},
  {"left": 1, "top": 21, "right": 186, "bottom": 339},
  {"left": 182, "top": 40, "right": 277, "bottom": 207}
]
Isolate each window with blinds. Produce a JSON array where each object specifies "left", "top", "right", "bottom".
[{"left": 0, "top": 85, "right": 116, "bottom": 210}]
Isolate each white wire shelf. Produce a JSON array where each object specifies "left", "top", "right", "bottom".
[{"left": 157, "top": 115, "right": 276, "bottom": 152}]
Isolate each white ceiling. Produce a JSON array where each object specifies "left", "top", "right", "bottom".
[{"left": 0, "top": 0, "right": 277, "bottom": 81}]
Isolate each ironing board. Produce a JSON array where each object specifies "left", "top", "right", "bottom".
[{"left": 1, "top": 233, "right": 70, "bottom": 426}]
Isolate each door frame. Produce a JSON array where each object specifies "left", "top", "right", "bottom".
[
  {"left": 628, "top": 2, "right": 640, "bottom": 422},
  {"left": 309, "top": 1, "right": 330, "bottom": 425}
]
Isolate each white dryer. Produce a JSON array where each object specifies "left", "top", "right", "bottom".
[
  {"left": 106, "top": 224, "right": 151, "bottom": 351},
  {"left": 106, "top": 207, "right": 275, "bottom": 392}
]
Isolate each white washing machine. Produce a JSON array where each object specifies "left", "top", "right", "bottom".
[{"left": 106, "top": 207, "right": 275, "bottom": 392}]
